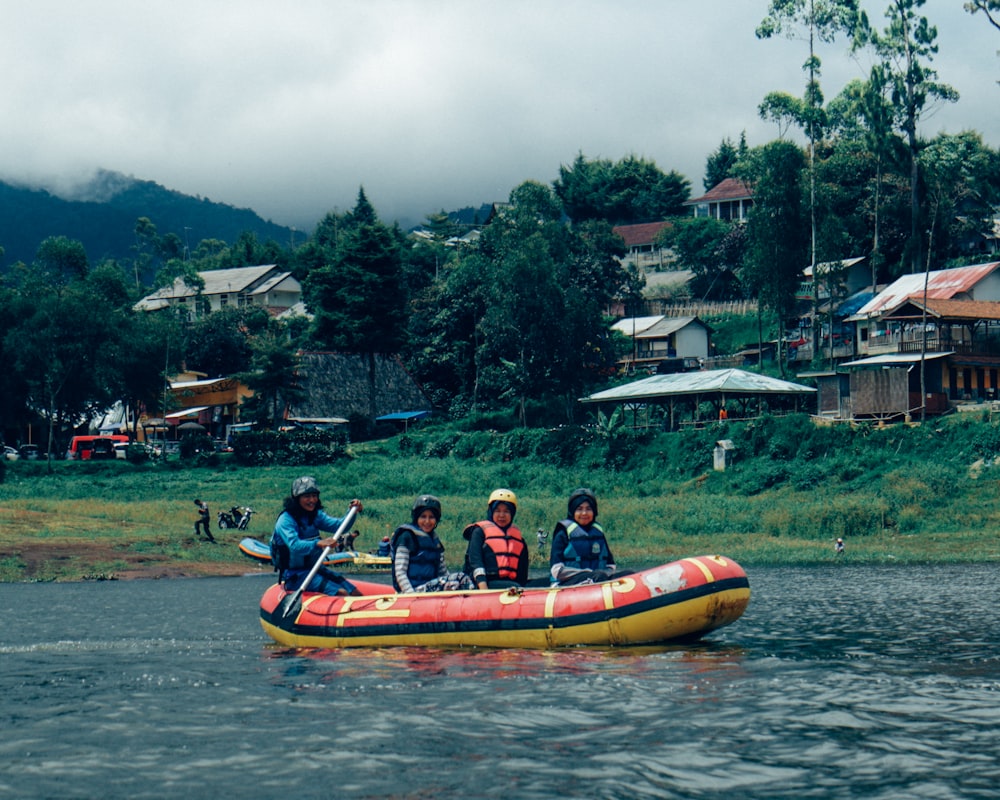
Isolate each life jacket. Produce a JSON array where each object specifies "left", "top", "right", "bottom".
[
  {"left": 559, "top": 519, "right": 611, "bottom": 570},
  {"left": 475, "top": 520, "right": 526, "bottom": 581},
  {"left": 390, "top": 524, "right": 444, "bottom": 591},
  {"left": 270, "top": 510, "right": 323, "bottom": 579}
]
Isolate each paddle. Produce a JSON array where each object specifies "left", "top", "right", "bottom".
[{"left": 278, "top": 505, "right": 359, "bottom": 620}]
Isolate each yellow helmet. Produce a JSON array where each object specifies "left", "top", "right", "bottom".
[{"left": 488, "top": 488, "right": 517, "bottom": 511}]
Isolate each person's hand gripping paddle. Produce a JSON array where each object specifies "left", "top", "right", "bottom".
[{"left": 278, "top": 504, "right": 359, "bottom": 620}]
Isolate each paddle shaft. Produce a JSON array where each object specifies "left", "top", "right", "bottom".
[{"left": 280, "top": 505, "right": 358, "bottom": 617}]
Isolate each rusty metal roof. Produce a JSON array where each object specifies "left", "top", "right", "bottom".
[{"left": 853, "top": 262, "right": 1000, "bottom": 317}]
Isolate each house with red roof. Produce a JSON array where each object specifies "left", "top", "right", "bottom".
[
  {"left": 612, "top": 221, "right": 673, "bottom": 269},
  {"left": 682, "top": 178, "right": 754, "bottom": 222}
]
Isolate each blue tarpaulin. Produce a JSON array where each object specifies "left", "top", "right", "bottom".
[{"left": 376, "top": 411, "right": 432, "bottom": 421}]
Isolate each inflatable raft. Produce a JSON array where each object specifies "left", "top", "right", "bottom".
[
  {"left": 259, "top": 555, "right": 749, "bottom": 650},
  {"left": 238, "top": 537, "right": 390, "bottom": 569}
]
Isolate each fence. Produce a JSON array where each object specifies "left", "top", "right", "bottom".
[{"left": 640, "top": 299, "right": 757, "bottom": 318}]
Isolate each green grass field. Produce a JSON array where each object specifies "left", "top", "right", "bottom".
[{"left": 3, "top": 410, "right": 1000, "bottom": 581}]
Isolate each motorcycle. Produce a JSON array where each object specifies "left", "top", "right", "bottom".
[
  {"left": 219, "top": 505, "right": 254, "bottom": 530},
  {"left": 237, "top": 506, "right": 254, "bottom": 531}
]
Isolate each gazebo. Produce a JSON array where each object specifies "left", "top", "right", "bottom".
[{"left": 580, "top": 368, "right": 816, "bottom": 430}]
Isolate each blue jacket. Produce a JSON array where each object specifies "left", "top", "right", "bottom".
[{"left": 271, "top": 507, "right": 349, "bottom": 576}]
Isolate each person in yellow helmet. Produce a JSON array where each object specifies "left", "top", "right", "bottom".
[{"left": 462, "top": 488, "right": 528, "bottom": 590}]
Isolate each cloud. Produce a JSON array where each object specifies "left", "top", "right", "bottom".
[{"left": 1, "top": 1, "right": 997, "bottom": 232}]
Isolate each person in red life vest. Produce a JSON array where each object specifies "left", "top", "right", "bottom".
[
  {"left": 463, "top": 488, "right": 528, "bottom": 590},
  {"left": 391, "top": 494, "right": 449, "bottom": 592},
  {"left": 549, "top": 488, "right": 617, "bottom": 586}
]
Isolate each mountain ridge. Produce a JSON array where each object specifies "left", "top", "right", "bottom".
[{"left": 0, "top": 169, "right": 296, "bottom": 272}]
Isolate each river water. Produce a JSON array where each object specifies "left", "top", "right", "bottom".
[{"left": 1, "top": 563, "right": 999, "bottom": 800}]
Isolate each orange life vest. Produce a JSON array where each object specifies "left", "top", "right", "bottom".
[{"left": 478, "top": 520, "right": 526, "bottom": 581}]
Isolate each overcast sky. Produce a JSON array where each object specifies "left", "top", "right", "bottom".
[{"left": 2, "top": 1, "right": 997, "bottom": 232}]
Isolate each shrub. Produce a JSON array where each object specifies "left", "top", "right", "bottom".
[{"left": 232, "top": 429, "right": 348, "bottom": 466}]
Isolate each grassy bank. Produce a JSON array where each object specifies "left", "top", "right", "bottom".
[{"left": 3, "top": 410, "right": 1000, "bottom": 581}]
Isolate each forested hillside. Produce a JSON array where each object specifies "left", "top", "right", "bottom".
[{"left": 0, "top": 170, "right": 294, "bottom": 277}]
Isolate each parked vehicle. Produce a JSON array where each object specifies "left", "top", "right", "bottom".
[
  {"left": 237, "top": 506, "right": 254, "bottom": 531},
  {"left": 3, "top": 446, "right": 19, "bottom": 461},
  {"left": 113, "top": 442, "right": 161, "bottom": 460},
  {"left": 18, "top": 444, "right": 40, "bottom": 460},
  {"left": 218, "top": 505, "right": 254, "bottom": 530},
  {"left": 67, "top": 435, "right": 129, "bottom": 461}
]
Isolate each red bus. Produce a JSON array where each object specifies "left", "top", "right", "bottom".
[{"left": 67, "top": 435, "right": 129, "bottom": 460}]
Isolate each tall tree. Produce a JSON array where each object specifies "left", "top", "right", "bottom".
[
  {"left": 757, "top": 0, "right": 860, "bottom": 323},
  {"left": 703, "top": 134, "right": 748, "bottom": 191},
  {"left": 305, "top": 188, "right": 407, "bottom": 419},
  {"left": 739, "top": 142, "right": 809, "bottom": 373},
  {"left": 857, "top": 0, "right": 958, "bottom": 273}
]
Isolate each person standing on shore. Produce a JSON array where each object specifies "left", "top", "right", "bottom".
[
  {"left": 835, "top": 538, "right": 845, "bottom": 555},
  {"left": 193, "top": 499, "right": 214, "bottom": 542}
]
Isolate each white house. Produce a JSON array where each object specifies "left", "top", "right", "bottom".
[
  {"left": 611, "top": 315, "right": 712, "bottom": 371},
  {"left": 135, "top": 264, "right": 302, "bottom": 318}
]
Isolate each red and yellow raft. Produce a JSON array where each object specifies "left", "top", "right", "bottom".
[{"left": 259, "top": 555, "right": 750, "bottom": 649}]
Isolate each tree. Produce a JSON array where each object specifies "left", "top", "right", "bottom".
[
  {"left": 857, "top": 0, "right": 959, "bottom": 272},
  {"left": 305, "top": 188, "right": 407, "bottom": 354},
  {"left": 757, "top": 0, "right": 860, "bottom": 321},
  {"left": 4, "top": 253, "right": 125, "bottom": 466},
  {"left": 826, "top": 67, "right": 906, "bottom": 283},
  {"left": 739, "top": 142, "right": 809, "bottom": 373},
  {"left": 657, "top": 217, "right": 744, "bottom": 301},
  {"left": 304, "top": 188, "right": 407, "bottom": 420},
  {"left": 704, "top": 134, "right": 748, "bottom": 191},
  {"left": 408, "top": 181, "right": 631, "bottom": 422},
  {"left": 964, "top": 0, "right": 1000, "bottom": 32},
  {"left": 33, "top": 235, "right": 90, "bottom": 285},
  {"left": 183, "top": 305, "right": 270, "bottom": 377},
  {"left": 554, "top": 153, "right": 691, "bottom": 224},
  {"left": 239, "top": 331, "right": 306, "bottom": 430}
]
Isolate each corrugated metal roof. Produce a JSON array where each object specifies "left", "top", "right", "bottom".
[
  {"left": 610, "top": 316, "right": 664, "bottom": 335},
  {"left": 840, "top": 352, "right": 952, "bottom": 367},
  {"left": 853, "top": 262, "right": 1000, "bottom": 317},
  {"left": 634, "top": 315, "right": 711, "bottom": 338},
  {"left": 250, "top": 271, "right": 296, "bottom": 295},
  {"left": 803, "top": 256, "right": 866, "bottom": 277},
  {"left": 580, "top": 369, "right": 815, "bottom": 403}
]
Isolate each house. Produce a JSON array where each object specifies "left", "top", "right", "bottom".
[
  {"left": 611, "top": 315, "right": 712, "bottom": 372},
  {"left": 132, "top": 369, "right": 252, "bottom": 443},
  {"left": 788, "top": 257, "right": 873, "bottom": 363},
  {"left": 810, "top": 260, "right": 1000, "bottom": 421},
  {"left": 612, "top": 221, "right": 673, "bottom": 268},
  {"left": 135, "top": 264, "right": 302, "bottom": 319},
  {"left": 682, "top": 178, "right": 753, "bottom": 222}
]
